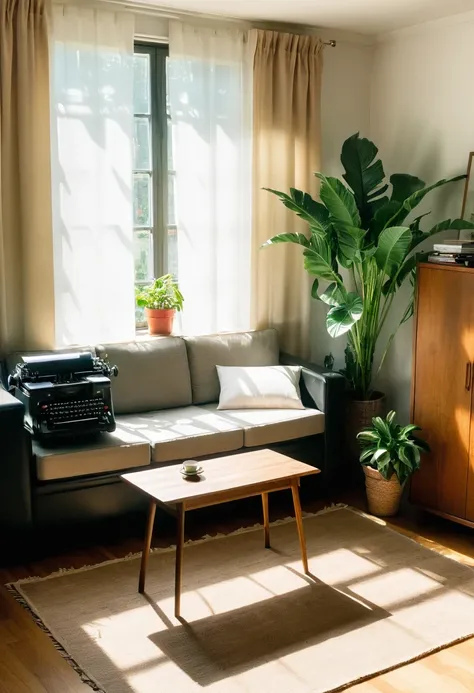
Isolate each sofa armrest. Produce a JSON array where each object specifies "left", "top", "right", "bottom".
[
  {"left": 280, "top": 352, "right": 345, "bottom": 412},
  {"left": 0, "top": 382, "right": 33, "bottom": 531},
  {"left": 280, "top": 352, "right": 346, "bottom": 486}
]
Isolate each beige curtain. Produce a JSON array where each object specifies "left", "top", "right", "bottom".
[
  {"left": 251, "top": 30, "right": 323, "bottom": 359},
  {"left": 0, "top": 0, "right": 55, "bottom": 354}
]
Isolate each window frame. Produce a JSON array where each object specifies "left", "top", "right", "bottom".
[{"left": 133, "top": 42, "right": 169, "bottom": 292}]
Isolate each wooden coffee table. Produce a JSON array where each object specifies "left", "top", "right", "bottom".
[{"left": 122, "top": 448, "right": 319, "bottom": 617}]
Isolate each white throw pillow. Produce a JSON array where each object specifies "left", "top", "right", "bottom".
[{"left": 216, "top": 365, "right": 304, "bottom": 410}]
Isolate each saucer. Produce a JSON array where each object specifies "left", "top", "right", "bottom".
[{"left": 180, "top": 465, "right": 203, "bottom": 477}]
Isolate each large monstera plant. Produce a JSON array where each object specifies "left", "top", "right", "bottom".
[{"left": 263, "top": 133, "right": 474, "bottom": 400}]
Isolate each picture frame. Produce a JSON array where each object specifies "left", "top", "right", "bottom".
[{"left": 461, "top": 152, "right": 474, "bottom": 223}]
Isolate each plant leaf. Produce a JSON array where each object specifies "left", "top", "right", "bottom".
[
  {"left": 372, "top": 416, "right": 392, "bottom": 439},
  {"left": 372, "top": 448, "right": 389, "bottom": 461},
  {"left": 405, "top": 441, "right": 421, "bottom": 463},
  {"left": 369, "top": 200, "right": 402, "bottom": 239},
  {"left": 359, "top": 410, "right": 429, "bottom": 481},
  {"left": 303, "top": 247, "right": 341, "bottom": 283},
  {"left": 315, "top": 174, "right": 361, "bottom": 229},
  {"left": 409, "top": 212, "right": 432, "bottom": 248},
  {"left": 402, "top": 175, "right": 466, "bottom": 216},
  {"left": 400, "top": 423, "right": 421, "bottom": 436},
  {"left": 395, "top": 253, "right": 417, "bottom": 286},
  {"left": 410, "top": 217, "right": 474, "bottom": 252},
  {"left": 412, "top": 437, "right": 431, "bottom": 453},
  {"left": 398, "top": 445, "right": 412, "bottom": 467},
  {"left": 360, "top": 447, "right": 377, "bottom": 462},
  {"left": 261, "top": 233, "right": 310, "bottom": 249},
  {"left": 390, "top": 174, "right": 425, "bottom": 203},
  {"left": 263, "top": 187, "right": 331, "bottom": 233},
  {"left": 320, "top": 282, "right": 347, "bottom": 307},
  {"left": 382, "top": 253, "right": 417, "bottom": 295},
  {"left": 311, "top": 278, "right": 320, "bottom": 300},
  {"left": 326, "top": 292, "right": 363, "bottom": 338},
  {"left": 372, "top": 176, "right": 466, "bottom": 234},
  {"left": 135, "top": 274, "right": 184, "bottom": 311},
  {"left": 411, "top": 211, "right": 432, "bottom": 229},
  {"left": 340, "top": 133, "right": 386, "bottom": 228},
  {"left": 378, "top": 456, "right": 393, "bottom": 479},
  {"left": 428, "top": 217, "right": 474, "bottom": 233},
  {"left": 357, "top": 430, "right": 380, "bottom": 442},
  {"left": 336, "top": 225, "right": 366, "bottom": 268},
  {"left": 375, "top": 226, "right": 412, "bottom": 278},
  {"left": 367, "top": 184, "right": 389, "bottom": 201}
]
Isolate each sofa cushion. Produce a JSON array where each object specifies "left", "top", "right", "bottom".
[
  {"left": 201, "top": 403, "right": 325, "bottom": 447},
  {"left": 96, "top": 337, "right": 192, "bottom": 414},
  {"left": 216, "top": 365, "right": 304, "bottom": 410},
  {"left": 116, "top": 406, "right": 244, "bottom": 463},
  {"left": 34, "top": 429, "right": 150, "bottom": 481},
  {"left": 184, "top": 329, "right": 279, "bottom": 405}
]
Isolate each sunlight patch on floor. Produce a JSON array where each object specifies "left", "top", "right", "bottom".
[
  {"left": 350, "top": 566, "right": 445, "bottom": 608},
  {"left": 305, "top": 547, "right": 382, "bottom": 584},
  {"left": 82, "top": 608, "right": 165, "bottom": 670}
]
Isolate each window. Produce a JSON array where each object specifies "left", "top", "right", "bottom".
[{"left": 133, "top": 44, "right": 176, "bottom": 323}]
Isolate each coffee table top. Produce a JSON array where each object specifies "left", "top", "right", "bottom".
[{"left": 122, "top": 448, "right": 319, "bottom": 506}]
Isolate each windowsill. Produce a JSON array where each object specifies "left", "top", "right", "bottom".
[{"left": 135, "top": 326, "right": 183, "bottom": 338}]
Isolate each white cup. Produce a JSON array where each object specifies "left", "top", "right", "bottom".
[{"left": 183, "top": 460, "right": 199, "bottom": 474}]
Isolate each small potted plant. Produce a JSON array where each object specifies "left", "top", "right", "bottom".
[
  {"left": 357, "top": 411, "right": 430, "bottom": 517},
  {"left": 135, "top": 274, "right": 184, "bottom": 336}
]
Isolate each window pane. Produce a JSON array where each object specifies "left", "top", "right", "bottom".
[
  {"left": 168, "top": 227, "right": 178, "bottom": 279},
  {"left": 133, "top": 54, "right": 150, "bottom": 114},
  {"left": 133, "top": 230, "right": 153, "bottom": 281},
  {"left": 133, "top": 173, "right": 151, "bottom": 226},
  {"left": 135, "top": 303, "right": 146, "bottom": 325},
  {"left": 134, "top": 117, "right": 151, "bottom": 170},
  {"left": 168, "top": 173, "right": 176, "bottom": 226}
]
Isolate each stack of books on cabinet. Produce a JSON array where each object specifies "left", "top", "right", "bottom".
[{"left": 428, "top": 239, "right": 474, "bottom": 266}]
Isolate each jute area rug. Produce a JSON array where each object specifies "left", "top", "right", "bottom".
[{"left": 9, "top": 507, "right": 474, "bottom": 693}]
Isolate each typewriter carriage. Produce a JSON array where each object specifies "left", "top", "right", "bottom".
[{"left": 8, "top": 352, "right": 118, "bottom": 442}]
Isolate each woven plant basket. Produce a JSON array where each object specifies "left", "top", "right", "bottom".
[
  {"left": 363, "top": 466, "right": 404, "bottom": 517},
  {"left": 346, "top": 392, "right": 386, "bottom": 461}
]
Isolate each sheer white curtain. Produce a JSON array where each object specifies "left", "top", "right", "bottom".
[
  {"left": 168, "top": 22, "right": 253, "bottom": 335},
  {"left": 50, "top": 6, "right": 135, "bottom": 346}
]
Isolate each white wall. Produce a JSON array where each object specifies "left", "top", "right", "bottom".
[{"left": 370, "top": 12, "right": 474, "bottom": 420}]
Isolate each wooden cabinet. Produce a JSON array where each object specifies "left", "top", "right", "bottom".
[{"left": 411, "top": 263, "right": 474, "bottom": 525}]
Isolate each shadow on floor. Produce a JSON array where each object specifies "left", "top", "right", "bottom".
[{"left": 149, "top": 578, "right": 389, "bottom": 686}]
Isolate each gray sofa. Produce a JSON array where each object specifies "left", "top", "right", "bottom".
[{"left": 0, "top": 329, "right": 345, "bottom": 534}]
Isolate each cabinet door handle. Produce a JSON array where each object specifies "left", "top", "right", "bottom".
[{"left": 466, "top": 362, "right": 472, "bottom": 391}]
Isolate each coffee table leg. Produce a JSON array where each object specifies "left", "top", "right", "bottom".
[
  {"left": 262, "top": 492, "right": 270, "bottom": 548},
  {"left": 139, "top": 500, "right": 157, "bottom": 594},
  {"left": 291, "top": 479, "right": 309, "bottom": 574},
  {"left": 175, "top": 503, "right": 185, "bottom": 618}
]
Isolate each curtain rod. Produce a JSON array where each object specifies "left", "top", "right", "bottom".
[{"left": 55, "top": 0, "right": 338, "bottom": 45}]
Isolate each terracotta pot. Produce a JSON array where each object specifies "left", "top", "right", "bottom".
[
  {"left": 145, "top": 308, "right": 175, "bottom": 335},
  {"left": 346, "top": 391, "right": 386, "bottom": 462},
  {"left": 364, "top": 466, "right": 404, "bottom": 517}
]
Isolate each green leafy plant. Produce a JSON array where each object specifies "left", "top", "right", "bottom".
[
  {"left": 262, "top": 133, "right": 474, "bottom": 399},
  {"left": 357, "top": 410, "right": 430, "bottom": 485},
  {"left": 135, "top": 274, "right": 184, "bottom": 311}
]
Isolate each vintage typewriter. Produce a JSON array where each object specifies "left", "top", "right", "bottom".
[{"left": 8, "top": 352, "right": 118, "bottom": 441}]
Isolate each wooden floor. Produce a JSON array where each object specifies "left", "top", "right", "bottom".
[{"left": 2, "top": 489, "right": 474, "bottom": 693}]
